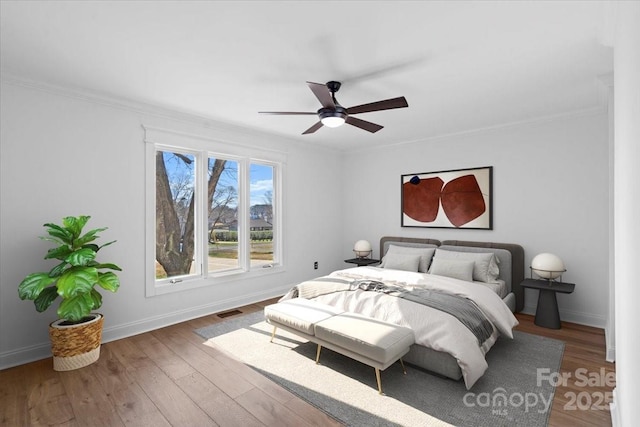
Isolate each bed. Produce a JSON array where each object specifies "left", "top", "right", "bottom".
[
  {"left": 280, "top": 236, "right": 524, "bottom": 389},
  {"left": 379, "top": 236, "right": 525, "bottom": 313}
]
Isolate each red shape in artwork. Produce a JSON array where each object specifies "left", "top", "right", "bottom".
[
  {"left": 402, "top": 176, "right": 443, "bottom": 222},
  {"left": 440, "top": 174, "right": 486, "bottom": 227}
]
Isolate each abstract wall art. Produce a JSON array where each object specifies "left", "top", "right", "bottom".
[{"left": 401, "top": 166, "right": 493, "bottom": 229}]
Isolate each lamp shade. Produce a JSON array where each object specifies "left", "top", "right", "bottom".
[
  {"left": 531, "top": 253, "right": 566, "bottom": 280},
  {"left": 319, "top": 107, "right": 347, "bottom": 128},
  {"left": 353, "top": 240, "right": 372, "bottom": 258},
  {"left": 320, "top": 115, "right": 346, "bottom": 128}
]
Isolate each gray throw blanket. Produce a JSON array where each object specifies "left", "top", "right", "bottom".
[{"left": 352, "top": 280, "right": 494, "bottom": 345}]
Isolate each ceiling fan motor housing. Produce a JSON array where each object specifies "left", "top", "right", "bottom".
[
  {"left": 326, "top": 81, "right": 342, "bottom": 93},
  {"left": 319, "top": 106, "right": 347, "bottom": 119}
]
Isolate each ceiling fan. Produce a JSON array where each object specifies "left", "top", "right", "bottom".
[{"left": 259, "top": 81, "right": 408, "bottom": 135}]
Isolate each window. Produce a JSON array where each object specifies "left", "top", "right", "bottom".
[
  {"left": 208, "top": 156, "right": 240, "bottom": 273},
  {"left": 144, "top": 126, "right": 283, "bottom": 296},
  {"left": 248, "top": 163, "right": 275, "bottom": 269}
]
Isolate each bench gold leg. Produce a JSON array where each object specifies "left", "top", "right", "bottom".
[
  {"left": 316, "top": 344, "right": 322, "bottom": 364},
  {"left": 270, "top": 326, "right": 277, "bottom": 342},
  {"left": 400, "top": 358, "right": 407, "bottom": 374},
  {"left": 375, "top": 368, "right": 383, "bottom": 394}
]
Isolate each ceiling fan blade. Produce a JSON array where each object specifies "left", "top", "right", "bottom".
[
  {"left": 307, "top": 82, "right": 336, "bottom": 109},
  {"left": 346, "top": 96, "right": 408, "bottom": 115},
  {"left": 345, "top": 116, "right": 383, "bottom": 133},
  {"left": 302, "top": 121, "right": 323, "bottom": 135},
  {"left": 259, "top": 111, "right": 317, "bottom": 115}
]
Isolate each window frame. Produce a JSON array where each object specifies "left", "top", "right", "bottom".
[{"left": 144, "top": 125, "right": 285, "bottom": 297}]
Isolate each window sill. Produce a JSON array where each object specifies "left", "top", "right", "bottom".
[{"left": 149, "top": 264, "right": 286, "bottom": 297}]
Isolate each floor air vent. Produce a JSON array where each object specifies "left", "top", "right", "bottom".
[{"left": 217, "top": 309, "right": 242, "bottom": 318}]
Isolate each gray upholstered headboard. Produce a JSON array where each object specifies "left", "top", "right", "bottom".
[
  {"left": 379, "top": 236, "right": 441, "bottom": 259},
  {"left": 379, "top": 236, "right": 525, "bottom": 312}
]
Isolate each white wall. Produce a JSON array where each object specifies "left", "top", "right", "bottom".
[
  {"left": 341, "top": 112, "right": 610, "bottom": 326},
  {"left": 611, "top": 2, "right": 640, "bottom": 425},
  {"left": 0, "top": 81, "right": 344, "bottom": 368}
]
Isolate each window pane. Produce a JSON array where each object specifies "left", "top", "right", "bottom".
[
  {"left": 208, "top": 158, "right": 239, "bottom": 272},
  {"left": 155, "top": 150, "right": 197, "bottom": 280},
  {"left": 250, "top": 163, "right": 274, "bottom": 268}
]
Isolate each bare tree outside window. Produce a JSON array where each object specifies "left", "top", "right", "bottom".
[
  {"left": 155, "top": 151, "right": 227, "bottom": 278},
  {"left": 207, "top": 158, "right": 239, "bottom": 272}
]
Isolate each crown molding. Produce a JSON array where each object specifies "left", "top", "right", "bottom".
[
  {"left": 347, "top": 105, "right": 607, "bottom": 154},
  {"left": 0, "top": 74, "right": 315, "bottom": 150},
  {"left": 2, "top": 74, "right": 605, "bottom": 156}
]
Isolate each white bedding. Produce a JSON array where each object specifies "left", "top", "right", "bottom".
[
  {"left": 281, "top": 266, "right": 518, "bottom": 389},
  {"left": 475, "top": 278, "right": 509, "bottom": 299}
]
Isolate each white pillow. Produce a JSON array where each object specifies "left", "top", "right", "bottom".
[
  {"left": 429, "top": 258, "right": 475, "bottom": 282},
  {"left": 381, "top": 245, "right": 436, "bottom": 273},
  {"left": 433, "top": 249, "right": 499, "bottom": 283},
  {"left": 380, "top": 253, "right": 421, "bottom": 272}
]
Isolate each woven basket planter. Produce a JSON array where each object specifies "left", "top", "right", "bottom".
[{"left": 49, "top": 313, "right": 104, "bottom": 371}]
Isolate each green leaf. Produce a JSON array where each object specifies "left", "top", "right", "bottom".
[
  {"left": 39, "top": 236, "right": 66, "bottom": 246},
  {"left": 43, "top": 223, "right": 73, "bottom": 244},
  {"left": 97, "top": 272, "right": 120, "bottom": 292},
  {"left": 98, "top": 240, "right": 116, "bottom": 251},
  {"left": 57, "top": 292, "right": 94, "bottom": 321},
  {"left": 90, "top": 288, "right": 103, "bottom": 310},
  {"left": 34, "top": 286, "right": 59, "bottom": 312},
  {"left": 56, "top": 267, "right": 98, "bottom": 299},
  {"left": 63, "top": 216, "right": 90, "bottom": 239},
  {"left": 93, "top": 263, "right": 122, "bottom": 272},
  {"left": 44, "top": 245, "right": 73, "bottom": 261},
  {"left": 82, "top": 243, "right": 100, "bottom": 252},
  {"left": 48, "top": 261, "right": 68, "bottom": 278},
  {"left": 18, "top": 273, "right": 57, "bottom": 300},
  {"left": 65, "top": 248, "right": 96, "bottom": 266},
  {"left": 75, "top": 227, "right": 107, "bottom": 247}
]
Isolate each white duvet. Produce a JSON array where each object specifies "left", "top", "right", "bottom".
[{"left": 282, "top": 266, "right": 518, "bottom": 389}]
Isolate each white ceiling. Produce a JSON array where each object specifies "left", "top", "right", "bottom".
[{"left": 0, "top": 1, "right": 612, "bottom": 151}]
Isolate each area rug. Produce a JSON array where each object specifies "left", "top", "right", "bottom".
[{"left": 195, "top": 311, "right": 564, "bottom": 427}]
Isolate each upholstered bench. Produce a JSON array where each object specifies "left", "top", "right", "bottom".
[
  {"left": 264, "top": 298, "right": 344, "bottom": 339},
  {"left": 264, "top": 298, "right": 415, "bottom": 394}
]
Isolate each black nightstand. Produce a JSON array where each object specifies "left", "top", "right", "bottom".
[
  {"left": 344, "top": 258, "right": 380, "bottom": 267},
  {"left": 521, "top": 279, "right": 575, "bottom": 329}
]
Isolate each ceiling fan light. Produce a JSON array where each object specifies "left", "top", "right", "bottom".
[
  {"left": 321, "top": 115, "right": 346, "bottom": 128},
  {"left": 319, "top": 107, "right": 347, "bottom": 128}
]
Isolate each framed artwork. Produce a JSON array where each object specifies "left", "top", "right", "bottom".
[{"left": 401, "top": 166, "right": 493, "bottom": 229}]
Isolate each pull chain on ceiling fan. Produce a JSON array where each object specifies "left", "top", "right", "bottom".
[{"left": 259, "top": 81, "right": 408, "bottom": 135}]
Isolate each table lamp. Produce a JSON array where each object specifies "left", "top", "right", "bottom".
[
  {"left": 353, "top": 240, "right": 372, "bottom": 259},
  {"left": 530, "top": 253, "right": 566, "bottom": 283}
]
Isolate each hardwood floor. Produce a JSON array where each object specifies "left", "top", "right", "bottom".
[
  {"left": 514, "top": 313, "right": 615, "bottom": 427},
  {"left": 1, "top": 301, "right": 614, "bottom": 426}
]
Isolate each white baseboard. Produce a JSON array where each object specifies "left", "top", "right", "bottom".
[
  {"left": 604, "top": 326, "right": 616, "bottom": 362},
  {"left": 0, "top": 342, "right": 53, "bottom": 371},
  {"left": 0, "top": 284, "right": 292, "bottom": 370},
  {"left": 2, "top": 291, "right": 610, "bottom": 370},
  {"left": 610, "top": 388, "right": 619, "bottom": 427},
  {"left": 521, "top": 304, "right": 606, "bottom": 329},
  {"left": 101, "top": 285, "right": 292, "bottom": 344}
]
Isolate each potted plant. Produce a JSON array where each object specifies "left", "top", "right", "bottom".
[{"left": 18, "top": 215, "right": 121, "bottom": 371}]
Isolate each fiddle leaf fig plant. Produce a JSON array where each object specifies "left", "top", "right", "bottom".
[{"left": 18, "top": 215, "right": 122, "bottom": 323}]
